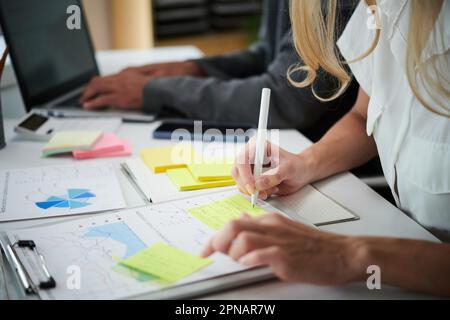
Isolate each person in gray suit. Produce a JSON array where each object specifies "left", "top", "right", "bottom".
[{"left": 80, "top": 0, "right": 358, "bottom": 141}]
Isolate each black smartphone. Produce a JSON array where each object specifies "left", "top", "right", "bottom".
[{"left": 153, "top": 120, "right": 256, "bottom": 143}]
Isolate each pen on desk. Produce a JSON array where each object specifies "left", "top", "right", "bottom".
[
  {"left": 6, "top": 244, "right": 34, "bottom": 294},
  {"left": 251, "top": 88, "right": 271, "bottom": 208}
]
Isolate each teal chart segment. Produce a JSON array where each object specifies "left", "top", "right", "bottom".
[
  {"left": 83, "top": 221, "right": 146, "bottom": 259},
  {"left": 35, "top": 189, "right": 96, "bottom": 210},
  {"left": 83, "top": 221, "right": 155, "bottom": 281}
]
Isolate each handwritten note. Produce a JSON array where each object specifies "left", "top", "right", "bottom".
[
  {"left": 119, "top": 242, "right": 212, "bottom": 283},
  {"left": 188, "top": 194, "right": 267, "bottom": 230}
]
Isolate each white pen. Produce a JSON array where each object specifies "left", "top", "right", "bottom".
[{"left": 251, "top": 88, "right": 271, "bottom": 207}]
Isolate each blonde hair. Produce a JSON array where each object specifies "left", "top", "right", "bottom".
[{"left": 288, "top": 0, "right": 450, "bottom": 117}]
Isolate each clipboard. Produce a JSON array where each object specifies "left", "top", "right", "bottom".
[
  {"left": 0, "top": 191, "right": 305, "bottom": 300},
  {"left": 0, "top": 234, "right": 55, "bottom": 298}
]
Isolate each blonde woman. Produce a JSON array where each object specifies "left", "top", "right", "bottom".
[{"left": 202, "top": 0, "right": 450, "bottom": 297}]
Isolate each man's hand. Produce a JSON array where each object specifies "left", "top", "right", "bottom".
[
  {"left": 124, "top": 61, "right": 205, "bottom": 78},
  {"left": 201, "top": 213, "right": 362, "bottom": 285},
  {"left": 80, "top": 69, "right": 152, "bottom": 110},
  {"left": 80, "top": 61, "right": 205, "bottom": 110}
]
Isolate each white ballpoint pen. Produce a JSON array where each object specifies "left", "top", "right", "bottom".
[{"left": 251, "top": 88, "right": 271, "bottom": 207}]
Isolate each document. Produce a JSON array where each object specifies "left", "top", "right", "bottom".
[
  {"left": 6, "top": 190, "right": 279, "bottom": 300},
  {"left": 0, "top": 163, "right": 126, "bottom": 222}
]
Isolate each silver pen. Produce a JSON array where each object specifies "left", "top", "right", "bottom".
[{"left": 6, "top": 244, "right": 34, "bottom": 294}]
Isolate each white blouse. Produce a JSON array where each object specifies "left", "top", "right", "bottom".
[{"left": 337, "top": 0, "right": 450, "bottom": 235}]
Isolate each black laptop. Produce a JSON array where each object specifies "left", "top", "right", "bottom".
[{"left": 0, "top": 0, "right": 154, "bottom": 122}]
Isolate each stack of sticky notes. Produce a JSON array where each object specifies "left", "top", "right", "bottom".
[
  {"left": 42, "top": 131, "right": 131, "bottom": 159},
  {"left": 140, "top": 145, "right": 236, "bottom": 191},
  {"left": 73, "top": 133, "right": 131, "bottom": 159},
  {"left": 140, "top": 144, "right": 199, "bottom": 173},
  {"left": 119, "top": 242, "right": 212, "bottom": 283},
  {"left": 42, "top": 131, "right": 102, "bottom": 157}
]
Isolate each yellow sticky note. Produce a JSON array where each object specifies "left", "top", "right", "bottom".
[
  {"left": 188, "top": 194, "right": 267, "bottom": 230},
  {"left": 43, "top": 131, "right": 102, "bottom": 157},
  {"left": 140, "top": 145, "right": 199, "bottom": 173},
  {"left": 119, "top": 242, "right": 212, "bottom": 283},
  {"left": 187, "top": 162, "right": 234, "bottom": 181},
  {"left": 167, "top": 168, "right": 236, "bottom": 191}
]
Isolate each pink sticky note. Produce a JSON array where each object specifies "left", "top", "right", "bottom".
[{"left": 73, "top": 133, "right": 132, "bottom": 159}]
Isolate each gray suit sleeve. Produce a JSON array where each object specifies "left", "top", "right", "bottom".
[
  {"left": 193, "top": 42, "right": 267, "bottom": 80},
  {"left": 142, "top": 31, "right": 356, "bottom": 135}
]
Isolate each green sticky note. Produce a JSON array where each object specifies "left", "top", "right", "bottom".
[
  {"left": 167, "top": 168, "right": 235, "bottom": 191},
  {"left": 119, "top": 242, "right": 212, "bottom": 283},
  {"left": 188, "top": 194, "right": 267, "bottom": 230}
]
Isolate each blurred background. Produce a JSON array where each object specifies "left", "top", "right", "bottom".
[{"left": 83, "top": 0, "right": 262, "bottom": 56}]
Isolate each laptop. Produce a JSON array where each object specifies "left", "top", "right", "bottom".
[{"left": 0, "top": 0, "right": 155, "bottom": 122}]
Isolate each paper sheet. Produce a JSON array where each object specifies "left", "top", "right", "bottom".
[
  {"left": 167, "top": 168, "right": 235, "bottom": 191},
  {"left": 188, "top": 194, "right": 267, "bottom": 230},
  {"left": 120, "top": 242, "right": 212, "bottom": 283},
  {"left": 7, "top": 190, "right": 281, "bottom": 300},
  {"left": 0, "top": 163, "right": 126, "bottom": 222}
]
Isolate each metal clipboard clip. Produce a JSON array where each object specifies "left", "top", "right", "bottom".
[{"left": 6, "top": 240, "right": 56, "bottom": 294}]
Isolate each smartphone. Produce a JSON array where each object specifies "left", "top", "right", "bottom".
[{"left": 153, "top": 120, "right": 256, "bottom": 142}]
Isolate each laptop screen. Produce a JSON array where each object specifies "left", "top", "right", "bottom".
[{"left": 0, "top": 0, "right": 98, "bottom": 110}]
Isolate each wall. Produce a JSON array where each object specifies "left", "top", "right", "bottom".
[{"left": 82, "top": 0, "right": 154, "bottom": 51}]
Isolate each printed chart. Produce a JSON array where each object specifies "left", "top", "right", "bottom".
[{"left": 0, "top": 163, "right": 126, "bottom": 222}]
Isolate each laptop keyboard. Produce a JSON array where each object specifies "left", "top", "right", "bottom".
[{"left": 57, "top": 94, "right": 82, "bottom": 107}]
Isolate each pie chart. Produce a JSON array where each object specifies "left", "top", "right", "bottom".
[{"left": 35, "top": 189, "right": 96, "bottom": 210}]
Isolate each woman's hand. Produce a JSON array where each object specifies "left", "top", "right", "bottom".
[
  {"left": 232, "top": 139, "right": 314, "bottom": 200},
  {"left": 201, "top": 214, "right": 362, "bottom": 285}
]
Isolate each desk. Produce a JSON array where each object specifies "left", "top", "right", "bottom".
[{"left": 0, "top": 48, "right": 439, "bottom": 300}]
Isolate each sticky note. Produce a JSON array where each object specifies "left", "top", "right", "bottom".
[
  {"left": 140, "top": 144, "right": 199, "bottom": 173},
  {"left": 119, "top": 242, "right": 212, "bottom": 283},
  {"left": 43, "top": 131, "right": 101, "bottom": 157},
  {"left": 167, "top": 168, "right": 235, "bottom": 191},
  {"left": 187, "top": 162, "right": 234, "bottom": 181},
  {"left": 73, "top": 133, "right": 132, "bottom": 159},
  {"left": 188, "top": 194, "right": 267, "bottom": 230}
]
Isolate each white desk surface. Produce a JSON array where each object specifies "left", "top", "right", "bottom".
[{"left": 0, "top": 48, "right": 439, "bottom": 300}]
